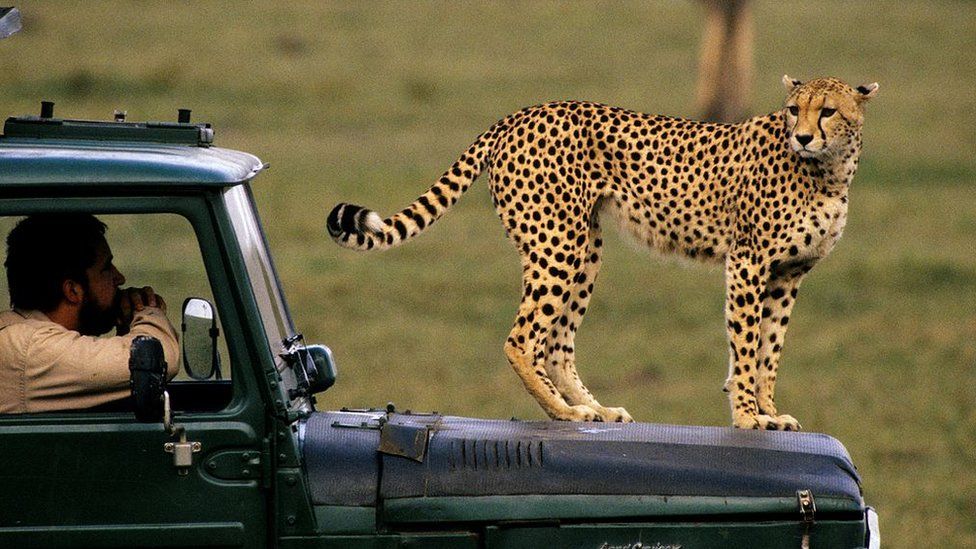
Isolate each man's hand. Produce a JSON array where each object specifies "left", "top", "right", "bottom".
[{"left": 116, "top": 286, "right": 167, "bottom": 335}]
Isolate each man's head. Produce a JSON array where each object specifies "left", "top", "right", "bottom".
[{"left": 5, "top": 214, "right": 125, "bottom": 335}]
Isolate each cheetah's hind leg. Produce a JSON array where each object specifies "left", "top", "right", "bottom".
[
  {"left": 504, "top": 235, "right": 611, "bottom": 421},
  {"left": 543, "top": 222, "right": 633, "bottom": 422}
]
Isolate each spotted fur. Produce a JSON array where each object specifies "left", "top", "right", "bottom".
[{"left": 328, "top": 76, "right": 878, "bottom": 429}]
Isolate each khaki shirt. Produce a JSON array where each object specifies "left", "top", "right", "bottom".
[{"left": 0, "top": 308, "right": 180, "bottom": 413}]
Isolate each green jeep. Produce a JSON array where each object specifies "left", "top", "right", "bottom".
[{"left": 0, "top": 104, "right": 879, "bottom": 548}]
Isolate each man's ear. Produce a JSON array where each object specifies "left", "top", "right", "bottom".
[
  {"left": 62, "top": 279, "right": 84, "bottom": 305},
  {"left": 855, "top": 82, "right": 879, "bottom": 102},
  {"left": 782, "top": 74, "right": 802, "bottom": 92}
]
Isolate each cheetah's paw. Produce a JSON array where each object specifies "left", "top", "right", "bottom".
[
  {"left": 734, "top": 414, "right": 802, "bottom": 431},
  {"left": 598, "top": 406, "right": 635, "bottom": 423},
  {"left": 555, "top": 404, "right": 604, "bottom": 422}
]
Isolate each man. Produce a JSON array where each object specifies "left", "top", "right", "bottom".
[{"left": 0, "top": 214, "right": 179, "bottom": 413}]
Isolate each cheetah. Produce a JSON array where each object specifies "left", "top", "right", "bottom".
[{"left": 327, "top": 76, "right": 878, "bottom": 430}]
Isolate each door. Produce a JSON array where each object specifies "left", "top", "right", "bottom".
[{"left": 0, "top": 205, "right": 268, "bottom": 548}]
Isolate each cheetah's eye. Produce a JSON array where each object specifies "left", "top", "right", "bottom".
[
  {"left": 787, "top": 106, "right": 799, "bottom": 116},
  {"left": 820, "top": 107, "right": 836, "bottom": 118}
]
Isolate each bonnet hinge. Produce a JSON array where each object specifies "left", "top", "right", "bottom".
[{"left": 797, "top": 489, "right": 816, "bottom": 548}]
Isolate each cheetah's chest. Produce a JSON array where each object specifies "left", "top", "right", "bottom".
[{"left": 797, "top": 195, "right": 848, "bottom": 260}]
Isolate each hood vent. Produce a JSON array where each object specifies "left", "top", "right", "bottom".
[{"left": 449, "top": 438, "right": 544, "bottom": 470}]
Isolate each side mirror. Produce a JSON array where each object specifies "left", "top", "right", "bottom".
[
  {"left": 282, "top": 340, "right": 337, "bottom": 400},
  {"left": 181, "top": 297, "right": 221, "bottom": 380},
  {"left": 129, "top": 335, "right": 168, "bottom": 422},
  {"left": 303, "top": 345, "right": 337, "bottom": 394}
]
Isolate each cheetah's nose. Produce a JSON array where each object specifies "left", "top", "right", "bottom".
[{"left": 795, "top": 134, "right": 813, "bottom": 147}]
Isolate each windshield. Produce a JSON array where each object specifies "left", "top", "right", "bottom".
[{"left": 222, "top": 184, "right": 312, "bottom": 414}]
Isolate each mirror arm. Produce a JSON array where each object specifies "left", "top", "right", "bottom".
[
  {"left": 279, "top": 334, "right": 312, "bottom": 399},
  {"left": 210, "top": 323, "right": 222, "bottom": 380}
]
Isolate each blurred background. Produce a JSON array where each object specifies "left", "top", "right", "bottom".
[{"left": 1, "top": 1, "right": 973, "bottom": 546}]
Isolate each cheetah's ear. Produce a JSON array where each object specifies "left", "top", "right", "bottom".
[
  {"left": 782, "top": 75, "right": 802, "bottom": 92},
  {"left": 855, "top": 82, "right": 879, "bottom": 102}
]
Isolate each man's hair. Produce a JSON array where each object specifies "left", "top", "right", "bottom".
[{"left": 5, "top": 214, "right": 108, "bottom": 311}]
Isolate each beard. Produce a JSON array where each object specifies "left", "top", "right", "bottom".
[{"left": 77, "top": 290, "right": 121, "bottom": 336}]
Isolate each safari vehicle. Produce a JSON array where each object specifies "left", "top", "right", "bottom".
[{"left": 0, "top": 103, "right": 879, "bottom": 549}]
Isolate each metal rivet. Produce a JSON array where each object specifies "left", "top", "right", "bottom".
[
  {"left": 286, "top": 476, "right": 297, "bottom": 486},
  {"left": 242, "top": 468, "right": 250, "bottom": 475},
  {"left": 286, "top": 515, "right": 296, "bottom": 526},
  {"left": 207, "top": 461, "right": 217, "bottom": 470},
  {"left": 279, "top": 453, "right": 287, "bottom": 461},
  {"left": 241, "top": 452, "right": 251, "bottom": 461}
]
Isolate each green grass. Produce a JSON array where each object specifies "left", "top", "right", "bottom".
[{"left": 3, "top": 1, "right": 975, "bottom": 546}]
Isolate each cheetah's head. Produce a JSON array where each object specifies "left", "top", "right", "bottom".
[{"left": 781, "top": 76, "right": 878, "bottom": 159}]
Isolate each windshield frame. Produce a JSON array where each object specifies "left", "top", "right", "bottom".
[{"left": 221, "top": 184, "right": 313, "bottom": 415}]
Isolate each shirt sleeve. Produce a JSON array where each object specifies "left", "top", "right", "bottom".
[{"left": 23, "top": 307, "right": 180, "bottom": 412}]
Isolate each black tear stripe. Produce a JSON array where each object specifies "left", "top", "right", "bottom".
[{"left": 816, "top": 116, "right": 826, "bottom": 145}]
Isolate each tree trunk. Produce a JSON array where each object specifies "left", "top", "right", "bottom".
[{"left": 696, "top": 0, "right": 753, "bottom": 123}]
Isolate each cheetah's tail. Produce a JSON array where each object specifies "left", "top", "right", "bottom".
[{"left": 327, "top": 124, "right": 501, "bottom": 252}]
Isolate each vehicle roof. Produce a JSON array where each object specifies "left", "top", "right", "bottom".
[{"left": 0, "top": 138, "right": 264, "bottom": 188}]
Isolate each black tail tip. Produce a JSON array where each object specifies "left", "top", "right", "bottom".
[
  {"left": 327, "top": 202, "right": 370, "bottom": 238},
  {"left": 327, "top": 203, "right": 347, "bottom": 237}
]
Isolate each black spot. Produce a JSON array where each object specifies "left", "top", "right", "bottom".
[
  {"left": 394, "top": 219, "right": 408, "bottom": 239},
  {"left": 418, "top": 195, "right": 438, "bottom": 216}
]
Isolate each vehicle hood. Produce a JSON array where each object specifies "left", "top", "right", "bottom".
[{"left": 301, "top": 410, "right": 862, "bottom": 510}]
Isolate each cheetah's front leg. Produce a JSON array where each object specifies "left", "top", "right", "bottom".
[
  {"left": 756, "top": 269, "right": 806, "bottom": 420},
  {"left": 724, "top": 249, "right": 799, "bottom": 431}
]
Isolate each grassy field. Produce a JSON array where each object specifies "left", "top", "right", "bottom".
[{"left": 3, "top": 1, "right": 975, "bottom": 546}]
